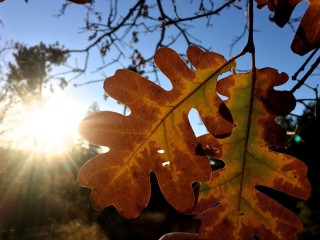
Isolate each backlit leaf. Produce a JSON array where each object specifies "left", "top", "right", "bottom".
[
  {"left": 189, "top": 68, "right": 311, "bottom": 239},
  {"left": 256, "top": 0, "right": 320, "bottom": 55},
  {"left": 78, "top": 46, "right": 235, "bottom": 218}
]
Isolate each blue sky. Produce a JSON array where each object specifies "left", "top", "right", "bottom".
[{"left": 0, "top": 0, "right": 315, "bottom": 117}]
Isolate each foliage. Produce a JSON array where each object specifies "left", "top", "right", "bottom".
[
  {"left": 78, "top": 46, "right": 234, "bottom": 217},
  {"left": 256, "top": 0, "right": 320, "bottom": 55},
  {"left": 0, "top": 42, "right": 69, "bottom": 132},
  {"left": 0, "top": 42, "right": 69, "bottom": 139},
  {"left": 190, "top": 68, "right": 310, "bottom": 239},
  {"left": 78, "top": 41, "right": 312, "bottom": 238},
  {"left": 75, "top": 0, "right": 320, "bottom": 239},
  {"left": 7, "top": 42, "right": 69, "bottom": 101},
  {"left": 286, "top": 103, "right": 320, "bottom": 239},
  {"left": 0, "top": 0, "right": 319, "bottom": 239}
]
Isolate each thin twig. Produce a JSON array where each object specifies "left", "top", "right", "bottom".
[
  {"left": 292, "top": 48, "right": 319, "bottom": 80},
  {"left": 290, "top": 55, "right": 320, "bottom": 93},
  {"left": 74, "top": 79, "right": 104, "bottom": 87},
  {"left": 163, "top": 0, "right": 238, "bottom": 26},
  {"left": 229, "top": 24, "right": 247, "bottom": 57}
]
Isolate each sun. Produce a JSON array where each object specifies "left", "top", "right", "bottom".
[{"left": 7, "top": 94, "right": 86, "bottom": 154}]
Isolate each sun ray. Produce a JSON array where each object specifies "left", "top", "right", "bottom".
[{"left": 1, "top": 94, "right": 87, "bottom": 154}]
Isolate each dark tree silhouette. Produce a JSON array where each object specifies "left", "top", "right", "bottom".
[
  {"left": 7, "top": 42, "right": 69, "bottom": 101},
  {"left": 286, "top": 103, "right": 320, "bottom": 239}
]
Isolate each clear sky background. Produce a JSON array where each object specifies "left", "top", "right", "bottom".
[{"left": 0, "top": 0, "right": 316, "bottom": 148}]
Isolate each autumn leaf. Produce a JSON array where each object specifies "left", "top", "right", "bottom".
[
  {"left": 256, "top": 0, "right": 320, "bottom": 55},
  {"left": 78, "top": 46, "right": 235, "bottom": 218},
  {"left": 189, "top": 68, "right": 311, "bottom": 239}
]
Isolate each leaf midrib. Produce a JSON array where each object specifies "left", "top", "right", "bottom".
[
  {"left": 236, "top": 68, "right": 257, "bottom": 233},
  {"left": 126, "top": 59, "right": 236, "bottom": 167}
]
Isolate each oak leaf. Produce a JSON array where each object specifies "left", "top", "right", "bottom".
[
  {"left": 78, "top": 46, "right": 234, "bottom": 218},
  {"left": 189, "top": 68, "right": 311, "bottom": 239},
  {"left": 256, "top": 0, "right": 320, "bottom": 55}
]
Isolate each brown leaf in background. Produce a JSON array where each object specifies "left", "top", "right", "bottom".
[{"left": 256, "top": 0, "right": 320, "bottom": 55}]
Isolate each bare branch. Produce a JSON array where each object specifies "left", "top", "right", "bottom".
[
  {"left": 73, "top": 79, "right": 104, "bottom": 87},
  {"left": 162, "top": 0, "right": 239, "bottom": 26},
  {"left": 292, "top": 48, "right": 319, "bottom": 80},
  {"left": 290, "top": 55, "right": 320, "bottom": 93},
  {"left": 229, "top": 24, "right": 247, "bottom": 57}
]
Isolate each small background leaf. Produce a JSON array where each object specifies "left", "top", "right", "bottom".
[{"left": 256, "top": 0, "right": 320, "bottom": 55}]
